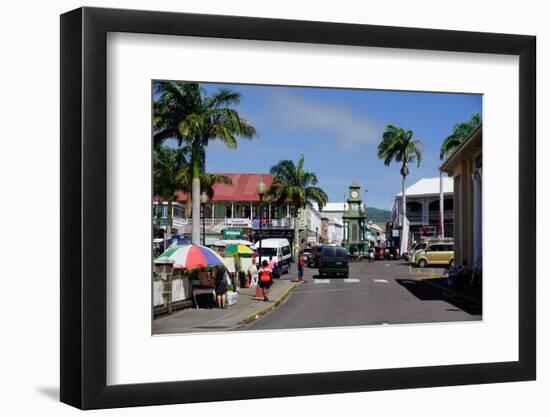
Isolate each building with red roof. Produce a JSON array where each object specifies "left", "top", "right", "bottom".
[{"left": 155, "top": 173, "right": 323, "bottom": 246}]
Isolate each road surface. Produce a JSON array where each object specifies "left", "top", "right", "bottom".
[{"left": 243, "top": 259, "right": 481, "bottom": 331}]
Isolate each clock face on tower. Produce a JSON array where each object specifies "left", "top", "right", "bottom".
[
  {"left": 351, "top": 190, "right": 359, "bottom": 198},
  {"left": 350, "top": 203, "right": 359, "bottom": 211}
]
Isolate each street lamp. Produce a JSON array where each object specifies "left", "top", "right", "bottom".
[
  {"left": 200, "top": 191, "right": 209, "bottom": 246},
  {"left": 363, "top": 186, "right": 369, "bottom": 247},
  {"left": 256, "top": 178, "right": 267, "bottom": 265}
]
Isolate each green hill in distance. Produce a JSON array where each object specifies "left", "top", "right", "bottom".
[{"left": 366, "top": 207, "right": 391, "bottom": 223}]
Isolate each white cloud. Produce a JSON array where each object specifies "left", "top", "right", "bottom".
[{"left": 260, "top": 92, "right": 383, "bottom": 150}]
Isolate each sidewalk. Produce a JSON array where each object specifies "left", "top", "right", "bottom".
[
  {"left": 422, "top": 277, "right": 482, "bottom": 305},
  {"left": 153, "top": 278, "right": 301, "bottom": 334}
]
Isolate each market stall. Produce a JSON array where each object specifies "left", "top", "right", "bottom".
[
  {"left": 224, "top": 244, "right": 257, "bottom": 289},
  {"left": 155, "top": 244, "right": 232, "bottom": 309}
]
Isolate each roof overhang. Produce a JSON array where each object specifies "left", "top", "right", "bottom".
[{"left": 439, "top": 124, "right": 482, "bottom": 175}]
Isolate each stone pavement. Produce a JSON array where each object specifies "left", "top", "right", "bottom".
[{"left": 153, "top": 277, "right": 301, "bottom": 334}]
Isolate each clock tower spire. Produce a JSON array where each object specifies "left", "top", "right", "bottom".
[{"left": 342, "top": 177, "right": 367, "bottom": 253}]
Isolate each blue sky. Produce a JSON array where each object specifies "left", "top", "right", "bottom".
[{"left": 167, "top": 82, "right": 481, "bottom": 210}]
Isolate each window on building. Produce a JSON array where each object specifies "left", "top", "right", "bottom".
[
  {"left": 226, "top": 205, "right": 232, "bottom": 218},
  {"left": 242, "top": 205, "right": 251, "bottom": 218}
]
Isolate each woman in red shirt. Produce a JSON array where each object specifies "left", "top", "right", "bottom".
[{"left": 258, "top": 260, "right": 273, "bottom": 302}]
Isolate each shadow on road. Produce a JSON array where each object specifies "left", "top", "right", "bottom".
[{"left": 396, "top": 279, "right": 482, "bottom": 316}]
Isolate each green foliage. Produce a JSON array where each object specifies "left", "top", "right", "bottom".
[
  {"left": 377, "top": 125, "right": 423, "bottom": 176},
  {"left": 153, "top": 146, "right": 191, "bottom": 201},
  {"left": 153, "top": 81, "right": 257, "bottom": 177},
  {"left": 439, "top": 113, "right": 481, "bottom": 160},
  {"left": 267, "top": 154, "right": 329, "bottom": 210},
  {"left": 153, "top": 146, "right": 233, "bottom": 215}
]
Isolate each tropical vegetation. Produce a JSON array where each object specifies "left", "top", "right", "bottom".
[
  {"left": 153, "top": 146, "right": 232, "bottom": 237},
  {"left": 439, "top": 113, "right": 481, "bottom": 160},
  {"left": 267, "top": 154, "right": 328, "bottom": 259},
  {"left": 377, "top": 125, "right": 423, "bottom": 251},
  {"left": 153, "top": 81, "right": 257, "bottom": 243}
]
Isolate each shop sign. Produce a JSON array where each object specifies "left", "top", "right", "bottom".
[
  {"left": 227, "top": 218, "right": 251, "bottom": 227},
  {"left": 223, "top": 229, "right": 244, "bottom": 238}
]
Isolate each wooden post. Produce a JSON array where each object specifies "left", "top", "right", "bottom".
[{"left": 161, "top": 264, "right": 173, "bottom": 315}]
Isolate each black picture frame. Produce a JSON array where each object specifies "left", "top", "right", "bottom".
[{"left": 60, "top": 6, "right": 536, "bottom": 410}]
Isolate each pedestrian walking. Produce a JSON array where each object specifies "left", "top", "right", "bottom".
[
  {"left": 297, "top": 251, "right": 305, "bottom": 281},
  {"left": 248, "top": 258, "right": 259, "bottom": 286},
  {"left": 268, "top": 255, "right": 278, "bottom": 277},
  {"left": 368, "top": 247, "right": 374, "bottom": 263},
  {"left": 214, "top": 266, "right": 227, "bottom": 309},
  {"left": 258, "top": 260, "right": 273, "bottom": 302}
]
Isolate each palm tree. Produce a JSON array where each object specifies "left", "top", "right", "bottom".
[
  {"left": 439, "top": 113, "right": 481, "bottom": 161},
  {"left": 153, "top": 146, "right": 232, "bottom": 236},
  {"left": 154, "top": 81, "right": 257, "bottom": 244},
  {"left": 437, "top": 113, "right": 481, "bottom": 237},
  {"left": 377, "top": 125, "right": 423, "bottom": 253},
  {"left": 153, "top": 146, "right": 191, "bottom": 239},
  {"left": 267, "top": 154, "right": 328, "bottom": 260}
]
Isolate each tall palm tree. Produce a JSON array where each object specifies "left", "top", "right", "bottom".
[
  {"left": 154, "top": 81, "right": 257, "bottom": 244},
  {"left": 268, "top": 154, "right": 328, "bottom": 260},
  {"left": 377, "top": 125, "right": 423, "bottom": 253},
  {"left": 439, "top": 113, "right": 481, "bottom": 161},
  {"left": 438, "top": 113, "right": 481, "bottom": 237},
  {"left": 153, "top": 146, "right": 232, "bottom": 235}
]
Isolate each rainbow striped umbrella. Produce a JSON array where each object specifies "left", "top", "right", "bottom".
[{"left": 156, "top": 244, "right": 226, "bottom": 270}]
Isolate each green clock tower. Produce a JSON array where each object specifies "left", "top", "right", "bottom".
[{"left": 342, "top": 176, "right": 367, "bottom": 253}]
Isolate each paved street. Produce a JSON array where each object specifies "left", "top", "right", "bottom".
[{"left": 242, "top": 260, "right": 481, "bottom": 331}]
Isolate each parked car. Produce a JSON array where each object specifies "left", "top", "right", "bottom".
[
  {"left": 303, "top": 247, "right": 313, "bottom": 266},
  {"left": 412, "top": 242, "right": 454, "bottom": 267},
  {"left": 318, "top": 246, "right": 349, "bottom": 278},
  {"left": 254, "top": 238, "right": 292, "bottom": 277}
]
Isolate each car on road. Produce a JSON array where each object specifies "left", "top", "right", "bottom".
[
  {"left": 303, "top": 247, "right": 313, "bottom": 266},
  {"left": 412, "top": 242, "right": 454, "bottom": 267},
  {"left": 318, "top": 246, "right": 349, "bottom": 278}
]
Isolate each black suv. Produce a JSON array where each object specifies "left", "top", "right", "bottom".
[{"left": 318, "top": 246, "right": 349, "bottom": 278}]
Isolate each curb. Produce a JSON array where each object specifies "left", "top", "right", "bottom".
[
  {"left": 241, "top": 282, "right": 299, "bottom": 325},
  {"left": 422, "top": 279, "right": 481, "bottom": 306}
]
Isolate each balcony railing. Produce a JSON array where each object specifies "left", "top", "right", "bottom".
[
  {"left": 428, "top": 210, "right": 454, "bottom": 220},
  {"left": 167, "top": 217, "right": 306, "bottom": 232},
  {"left": 393, "top": 210, "right": 454, "bottom": 226}
]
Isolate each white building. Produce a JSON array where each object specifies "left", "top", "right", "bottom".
[
  {"left": 317, "top": 202, "right": 346, "bottom": 222},
  {"left": 391, "top": 177, "right": 454, "bottom": 247},
  {"left": 325, "top": 217, "right": 344, "bottom": 245}
]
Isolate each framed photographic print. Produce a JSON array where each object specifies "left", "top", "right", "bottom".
[{"left": 60, "top": 6, "right": 536, "bottom": 410}]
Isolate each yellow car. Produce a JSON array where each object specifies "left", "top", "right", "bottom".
[{"left": 412, "top": 242, "right": 454, "bottom": 268}]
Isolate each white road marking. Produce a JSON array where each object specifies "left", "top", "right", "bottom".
[
  {"left": 343, "top": 278, "right": 360, "bottom": 283},
  {"left": 373, "top": 279, "right": 388, "bottom": 283},
  {"left": 314, "top": 279, "right": 330, "bottom": 284}
]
